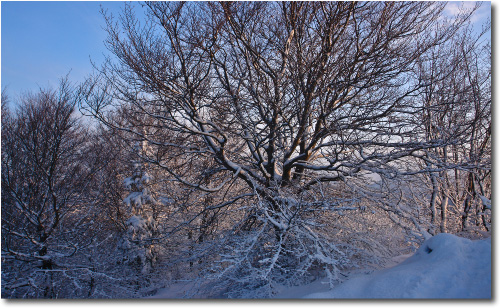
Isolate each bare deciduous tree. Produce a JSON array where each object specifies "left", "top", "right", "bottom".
[
  {"left": 1, "top": 80, "right": 106, "bottom": 298},
  {"left": 415, "top": 21, "right": 491, "bottom": 235},
  {"left": 77, "top": 1, "right": 488, "bottom": 296}
]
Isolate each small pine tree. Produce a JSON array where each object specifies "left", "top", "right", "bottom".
[{"left": 119, "top": 140, "right": 160, "bottom": 274}]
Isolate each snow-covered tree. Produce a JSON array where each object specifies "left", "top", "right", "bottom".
[
  {"left": 412, "top": 20, "right": 491, "bottom": 235},
  {"left": 1, "top": 80, "right": 106, "bottom": 298},
  {"left": 119, "top": 138, "right": 161, "bottom": 274}
]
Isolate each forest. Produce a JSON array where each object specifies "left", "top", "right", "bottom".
[{"left": 1, "top": 1, "right": 491, "bottom": 298}]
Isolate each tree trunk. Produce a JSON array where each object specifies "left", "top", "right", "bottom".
[
  {"left": 440, "top": 195, "right": 448, "bottom": 233},
  {"left": 462, "top": 173, "right": 475, "bottom": 231},
  {"left": 429, "top": 172, "right": 439, "bottom": 235}
]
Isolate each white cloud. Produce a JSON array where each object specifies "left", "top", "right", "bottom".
[{"left": 444, "top": 1, "right": 490, "bottom": 24}]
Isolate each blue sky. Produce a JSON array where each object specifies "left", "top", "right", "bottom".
[
  {"left": 1, "top": 1, "right": 128, "bottom": 97},
  {"left": 0, "top": 1, "right": 493, "bottom": 99}
]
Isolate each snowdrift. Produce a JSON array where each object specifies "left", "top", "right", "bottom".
[{"left": 304, "top": 233, "right": 491, "bottom": 299}]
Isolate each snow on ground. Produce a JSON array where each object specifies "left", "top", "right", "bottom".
[
  {"left": 148, "top": 280, "right": 199, "bottom": 299},
  {"left": 304, "top": 233, "right": 491, "bottom": 299}
]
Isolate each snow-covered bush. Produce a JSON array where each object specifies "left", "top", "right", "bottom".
[{"left": 190, "top": 182, "right": 396, "bottom": 298}]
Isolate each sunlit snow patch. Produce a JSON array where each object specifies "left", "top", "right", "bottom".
[{"left": 304, "top": 233, "right": 491, "bottom": 299}]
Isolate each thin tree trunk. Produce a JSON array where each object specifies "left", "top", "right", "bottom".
[
  {"left": 429, "top": 172, "right": 438, "bottom": 235},
  {"left": 440, "top": 194, "right": 448, "bottom": 233},
  {"left": 462, "top": 173, "right": 475, "bottom": 231}
]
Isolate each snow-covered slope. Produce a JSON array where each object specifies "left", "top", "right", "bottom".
[{"left": 304, "top": 233, "right": 491, "bottom": 299}]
